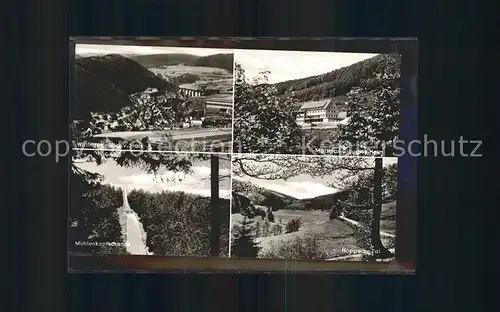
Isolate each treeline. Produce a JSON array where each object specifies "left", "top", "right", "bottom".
[
  {"left": 232, "top": 179, "right": 268, "bottom": 204},
  {"left": 274, "top": 54, "right": 401, "bottom": 102},
  {"left": 127, "top": 189, "right": 230, "bottom": 257},
  {"left": 129, "top": 53, "right": 200, "bottom": 68},
  {"left": 129, "top": 53, "right": 234, "bottom": 72},
  {"left": 69, "top": 170, "right": 128, "bottom": 254},
  {"left": 192, "top": 53, "right": 234, "bottom": 73}
]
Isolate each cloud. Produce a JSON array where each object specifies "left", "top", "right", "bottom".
[
  {"left": 75, "top": 44, "right": 232, "bottom": 57},
  {"left": 116, "top": 164, "right": 231, "bottom": 198},
  {"left": 235, "top": 49, "right": 378, "bottom": 84},
  {"left": 76, "top": 162, "right": 230, "bottom": 199},
  {"left": 117, "top": 173, "right": 230, "bottom": 198}
]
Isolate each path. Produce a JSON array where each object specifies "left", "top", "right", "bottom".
[
  {"left": 121, "top": 188, "right": 150, "bottom": 255},
  {"left": 338, "top": 216, "right": 396, "bottom": 238}
]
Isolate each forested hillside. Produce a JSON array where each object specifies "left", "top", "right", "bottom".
[
  {"left": 127, "top": 189, "right": 230, "bottom": 257},
  {"left": 73, "top": 54, "right": 175, "bottom": 120},
  {"left": 129, "top": 53, "right": 200, "bottom": 68},
  {"left": 193, "top": 53, "right": 234, "bottom": 72},
  {"left": 130, "top": 53, "right": 234, "bottom": 72},
  {"left": 274, "top": 54, "right": 401, "bottom": 102}
]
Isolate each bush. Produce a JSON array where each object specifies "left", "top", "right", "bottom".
[
  {"left": 255, "top": 220, "right": 282, "bottom": 237},
  {"left": 261, "top": 221, "right": 271, "bottom": 237},
  {"left": 285, "top": 217, "right": 301, "bottom": 233},
  {"left": 260, "top": 233, "right": 329, "bottom": 260},
  {"left": 272, "top": 223, "right": 283, "bottom": 236},
  {"left": 351, "top": 225, "right": 372, "bottom": 251}
]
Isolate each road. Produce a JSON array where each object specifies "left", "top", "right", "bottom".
[{"left": 121, "top": 188, "right": 149, "bottom": 255}]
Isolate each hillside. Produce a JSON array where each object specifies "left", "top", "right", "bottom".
[
  {"left": 287, "top": 191, "right": 349, "bottom": 211},
  {"left": 130, "top": 53, "right": 234, "bottom": 72},
  {"left": 192, "top": 53, "right": 234, "bottom": 72},
  {"left": 232, "top": 179, "right": 297, "bottom": 205},
  {"left": 73, "top": 54, "right": 175, "bottom": 120},
  {"left": 274, "top": 54, "right": 400, "bottom": 102},
  {"left": 76, "top": 54, "right": 170, "bottom": 93},
  {"left": 129, "top": 53, "right": 200, "bottom": 68},
  {"left": 232, "top": 178, "right": 344, "bottom": 211}
]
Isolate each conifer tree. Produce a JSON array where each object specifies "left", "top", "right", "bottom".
[{"left": 231, "top": 217, "right": 261, "bottom": 258}]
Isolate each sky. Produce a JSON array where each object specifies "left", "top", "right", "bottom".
[
  {"left": 75, "top": 158, "right": 231, "bottom": 199},
  {"left": 75, "top": 44, "right": 233, "bottom": 57},
  {"left": 234, "top": 49, "right": 378, "bottom": 84},
  {"left": 234, "top": 157, "right": 397, "bottom": 200}
]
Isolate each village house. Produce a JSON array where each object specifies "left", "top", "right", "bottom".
[{"left": 295, "top": 96, "right": 348, "bottom": 124}]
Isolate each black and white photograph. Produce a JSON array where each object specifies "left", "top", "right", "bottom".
[
  {"left": 230, "top": 154, "right": 397, "bottom": 262},
  {"left": 72, "top": 43, "right": 234, "bottom": 153},
  {"left": 232, "top": 49, "right": 401, "bottom": 156},
  {"left": 69, "top": 150, "right": 231, "bottom": 257}
]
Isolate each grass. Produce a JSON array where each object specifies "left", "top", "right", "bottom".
[
  {"left": 150, "top": 65, "right": 231, "bottom": 78},
  {"left": 231, "top": 201, "right": 398, "bottom": 260},
  {"left": 259, "top": 233, "right": 332, "bottom": 260}
]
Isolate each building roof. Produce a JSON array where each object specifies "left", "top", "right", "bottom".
[
  {"left": 297, "top": 95, "right": 350, "bottom": 112},
  {"left": 298, "top": 99, "right": 332, "bottom": 111}
]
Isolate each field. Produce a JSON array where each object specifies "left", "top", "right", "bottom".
[
  {"left": 150, "top": 65, "right": 231, "bottom": 80},
  {"left": 149, "top": 65, "right": 233, "bottom": 92},
  {"left": 231, "top": 200, "right": 397, "bottom": 259}
]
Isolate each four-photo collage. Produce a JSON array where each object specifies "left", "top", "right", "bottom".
[{"left": 70, "top": 42, "right": 401, "bottom": 263}]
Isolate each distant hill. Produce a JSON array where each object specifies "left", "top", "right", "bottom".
[
  {"left": 192, "top": 53, "right": 234, "bottom": 72},
  {"left": 129, "top": 53, "right": 200, "bottom": 68},
  {"left": 73, "top": 54, "right": 175, "bottom": 120},
  {"left": 232, "top": 178, "right": 345, "bottom": 211},
  {"left": 232, "top": 179, "right": 297, "bottom": 205},
  {"left": 130, "top": 53, "right": 234, "bottom": 72},
  {"left": 288, "top": 192, "right": 349, "bottom": 211},
  {"left": 274, "top": 54, "right": 400, "bottom": 103}
]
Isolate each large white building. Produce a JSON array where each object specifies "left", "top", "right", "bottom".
[{"left": 295, "top": 96, "right": 348, "bottom": 124}]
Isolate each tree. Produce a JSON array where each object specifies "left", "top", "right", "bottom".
[
  {"left": 232, "top": 63, "right": 304, "bottom": 154},
  {"left": 383, "top": 163, "right": 398, "bottom": 199},
  {"left": 262, "top": 193, "right": 285, "bottom": 212},
  {"left": 231, "top": 217, "right": 261, "bottom": 258},
  {"left": 336, "top": 54, "right": 400, "bottom": 258},
  {"left": 337, "top": 55, "right": 400, "bottom": 155}
]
